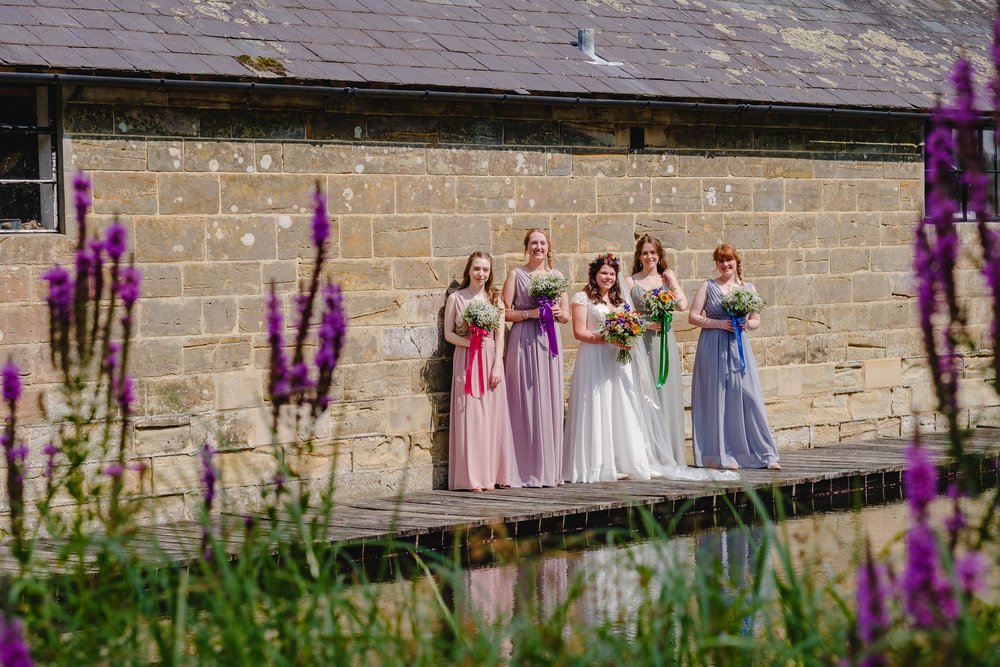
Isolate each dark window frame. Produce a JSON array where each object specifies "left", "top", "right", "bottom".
[
  {"left": 0, "top": 85, "right": 59, "bottom": 233},
  {"left": 929, "top": 125, "right": 1000, "bottom": 222}
]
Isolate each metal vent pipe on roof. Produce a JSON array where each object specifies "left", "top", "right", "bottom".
[{"left": 578, "top": 29, "right": 596, "bottom": 59}]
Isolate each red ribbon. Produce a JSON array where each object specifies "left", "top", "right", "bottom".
[{"left": 464, "top": 325, "right": 488, "bottom": 397}]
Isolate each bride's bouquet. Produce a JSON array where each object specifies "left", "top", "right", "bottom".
[
  {"left": 640, "top": 287, "right": 679, "bottom": 337},
  {"left": 599, "top": 304, "right": 645, "bottom": 365},
  {"left": 720, "top": 286, "right": 764, "bottom": 373},
  {"left": 527, "top": 273, "right": 569, "bottom": 357},
  {"left": 461, "top": 300, "right": 501, "bottom": 396}
]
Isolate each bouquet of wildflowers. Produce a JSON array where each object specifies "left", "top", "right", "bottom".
[
  {"left": 461, "top": 299, "right": 501, "bottom": 333},
  {"left": 599, "top": 304, "right": 645, "bottom": 365},
  {"left": 640, "top": 287, "right": 679, "bottom": 337},
  {"left": 528, "top": 273, "right": 570, "bottom": 301},
  {"left": 720, "top": 286, "right": 765, "bottom": 318}
]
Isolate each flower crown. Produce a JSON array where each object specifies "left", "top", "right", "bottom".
[{"left": 593, "top": 252, "right": 620, "bottom": 269}]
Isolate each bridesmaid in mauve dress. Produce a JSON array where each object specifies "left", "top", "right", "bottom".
[
  {"left": 444, "top": 252, "right": 521, "bottom": 491},
  {"left": 502, "top": 228, "right": 570, "bottom": 487},
  {"left": 689, "top": 244, "right": 780, "bottom": 470}
]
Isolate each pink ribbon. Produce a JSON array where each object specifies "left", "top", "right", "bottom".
[
  {"left": 538, "top": 297, "right": 559, "bottom": 357},
  {"left": 464, "top": 325, "right": 487, "bottom": 397}
]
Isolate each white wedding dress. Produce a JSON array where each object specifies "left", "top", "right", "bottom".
[{"left": 562, "top": 292, "right": 658, "bottom": 483}]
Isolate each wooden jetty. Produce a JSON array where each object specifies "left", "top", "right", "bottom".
[{"left": 9, "top": 430, "right": 1000, "bottom": 569}]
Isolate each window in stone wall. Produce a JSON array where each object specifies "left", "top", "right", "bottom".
[
  {"left": 937, "top": 126, "right": 1000, "bottom": 221},
  {"left": 0, "top": 86, "right": 58, "bottom": 232}
]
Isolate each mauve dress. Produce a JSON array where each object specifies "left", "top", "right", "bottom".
[
  {"left": 690, "top": 280, "right": 779, "bottom": 469},
  {"left": 448, "top": 292, "right": 521, "bottom": 490},
  {"left": 505, "top": 267, "right": 565, "bottom": 487}
]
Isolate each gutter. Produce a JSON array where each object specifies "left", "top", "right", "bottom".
[{"left": 0, "top": 70, "right": 934, "bottom": 120}]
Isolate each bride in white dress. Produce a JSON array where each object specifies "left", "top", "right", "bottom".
[
  {"left": 563, "top": 253, "right": 739, "bottom": 485},
  {"left": 563, "top": 253, "right": 657, "bottom": 483}
]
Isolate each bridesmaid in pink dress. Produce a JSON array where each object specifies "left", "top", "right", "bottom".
[
  {"left": 502, "top": 228, "right": 570, "bottom": 487},
  {"left": 444, "top": 252, "right": 521, "bottom": 491}
]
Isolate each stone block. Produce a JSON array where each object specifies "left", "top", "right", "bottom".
[
  {"left": 69, "top": 138, "right": 146, "bottom": 171},
  {"left": 651, "top": 178, "right": 702, "bottom": 212},
  {"left": 340, "top": 362, "right": 412, "bottom": 401},
  {"left": 628, "top": 153, "right": 679, "bottom": 177},
  {"left": 152, "top": 452, "right": 200, "bottom": 495},
  {"left": 426, "top": 147, "right": 490, "bottom": 176},
  {"left": 135, "top": 424, "right": 192, "bottom": 457},
  {"left": 136, "top": 298, "right": 202, "bottom": 337},
  {"left": 488, "top": 149, "right": 546, "bottom": 176},
  {"left": 431, "top": 215, "right": 491, "bottom": 257},
  {"left": 898, "top": 180, "right": 922, "bottom": 212},
  {"left": 276, "top": 143, "right": 354, "bottom": 173},
  {"left": 830, "top": 247, "right": 870, "bottom": 274},
  {"left": 701, "top": 178, "right": 752, "bottom": 212},
  {"left": 329, "top": 399, "right": 385, "bottom": 439},
  {"left": 133, "top": 216, "right": 205, "bottom": 263},
  {"left": 140, "top": 264, "right": 184, "bottom": 297},
  {"left": 276, "top": 213, "right": 339, "bottom": 261},
  {"left": 723, "top": 213, "right": 769, "bottom": 249},
  {"left": 352, "top": 435, "right": 415, "bottom": 471},
  {"left": 777, "top": 365, "right": 802, "bottom": 397},
  {"left": 129, "top": 338, "right": 184, "bottom": 378},
  {"left": 206, "top": 216, "right": 277, "bottom": 261},
  {"left": 550, "top": 215, "right": 580, "bottom": 254},
  {"left": 218, "top": 448, "right": 279, "bottom": 488},
  {"left": 575, "top": 214, "right": 632, "bottom": 253},
  {"left": 327, "top": 175, "right": 395, "bottom": 214},
  {"left": 338, "top": 328, "right": 383, "bottom": 365},
  {"left": 386, "top": 395, "right": 433, "bottom": 435},
  {"left": 392, "top": 258, "right": 450, "bottom": 289},
  {"left": 851, "top": 273, "right": 889, "bottom": 302},
  {"left": 185, "top": 140, "right": 254, "bottom": 172},
  {"left": 146, "top": 139, "right": 185, "bottom": 172},
  {"left": 765, "top": 336, "right": 807, "bottom": 365},
  {"left": 396, "top": 175, "right": 456, "bottom": 214},
  {"left": 773, "top": 426, "right": 810, "bottom": 450},
  {"left": 870, "top": 246, "right": 912, "bottom": 273},
  {"left": 809, "top": 394, "right": 850, "bottom": 423},
  {"left": 516, "top": 177, "right": 595, "bottom": 213},
  {"left": 184, "top": 262, "right": 261, "bottom": 296},
  {"left": 752, "top": 179, "right": 784, "bottom": 211},
  {"left": 456, "top": 176, "right": 515, "bottom": 214},
  {"left": 839, "top": 213, "right": 881, "bottom": 246},
  {"left": 812, "top": 423, "right": 841, "bottom": 445},
  {"left": 544, "top": 150, "right": 573, "bottom": 176},
  {"left": 382, "top": 326, "right": 442, "bottom": 360},
  {"left": 596, "top": 176, "right": 651, "bottom": 213},
  {"left": 202, "top": 297, "right": 238, "bottom": 335},
  {"left": 117, "top": 104, "right": 199, "bottom": 137},
  {"left": 891, "top": 386, "right": 913, "bottom": 417},
  {"left": 183, "top": 336, "right": 254, "bottom": 373},
  {"left": 849, "top": 389, "right": 893, "bottom": 420},
  {"left": 287, "top": 442, "right": 352, "bottom": 479},
  {"left": 145, "top": 375, "right": 215, "bottom": 415},
  {"left": 343, "top": 290, "right": 405, "bottom": 326},
  {"left": 676, "top": 155, "right": 729, "bottom": 177},
  {"left": 216, "top": 370, "right": 264, "bottom": 410},
  {"left": 573, "top": 151, "right": 627, "bottom": 177},
  {"left": 255, "top": 143, "right": 282, "bottom": 173},
  {"left": 839, "top": 418, "right": 877, "bottom": 441},
  {"left": 92, "top": 172, "right": 157, "bottom": 215},
  {"left": 813, "top": 275, "right": 852, "bottom": 303},
  {"left": 340, "top": 216, "right": 373, "bottom": 258},
  {"left": 767, "top": 397, "right": 812, "bottom": 429},
  {"left": 857, "top": 181, "right": 900, "bottom": 211},
  {"left": 220, "top": 174, "right": 317, "bottom": 214},
  {"left": 783, "top": 179, "right": 821, "bottom": 211},
  {"left": 821, "top": 181, "right": 857, "bottom": 211},
  {"left": 439, "top": 117, "right": 502, "bottom": 145},
  {"left": 353, "top": 145, "right": 427, "bottom": 175},
  {"left": 323, "top": 258, "right": 392, "bottom": 291}
]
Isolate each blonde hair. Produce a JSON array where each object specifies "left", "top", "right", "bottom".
[
  {"left": 712, "top": 243, "right": 743, "bottom": 284},
  {"left": 523, "top": 228, "right": 554, "bottom": 269}
]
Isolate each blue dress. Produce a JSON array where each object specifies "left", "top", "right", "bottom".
[{"left": 690, "top": 280, "right": 779, "bottom": 469}]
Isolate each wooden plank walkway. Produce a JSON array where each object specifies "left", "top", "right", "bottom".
[{"left": 10, "top": 430, "right": 1000, "bottom": 570}]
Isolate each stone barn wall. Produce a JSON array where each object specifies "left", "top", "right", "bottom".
[{"left": 1, "top": 83, "right": 996, "bottom": 522}]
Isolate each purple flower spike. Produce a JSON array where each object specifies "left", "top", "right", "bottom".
[
  {"left": 72, "top": 171, "right": 91, "bottom": 237},
  {"left": 956, "top": 551, "right": 988, "bottom": 596},
  {"left": 114, "top": 267, "right": 142, "bottom": 308},
  {"left": 856, "top": 547, "right": 891, "bottom": 667},
  {"left": 200, "top": 443, "right": 218, "bottom": 507},
  {"left": 117, "top": 375, "right": 135, "bottom": 416},
  {"left": 903, "top": 440, "right": 936, "bottom": 517},
  {"left": 42, "top": 266, "right": 74, "bottom": 325},
  {"left": 311, "top": 188, "right": 329, "bottom": 247},
  {"left": 43, "top": 442, "right": 58, "bottom": 480},
  {"left": 0, "top": 614, "right": 33, "bottom": 667},
  {"left": 105, "top": 220, "right": 127, "bottom": 263},
  {"left": 102, "top": 463, "right": 124, "bottom": 479},
  {"left": 1, "top": 359, "right": 21, "bottom": 406},
  {"left": 902, "top": 522, "right": 944, "bottom": 628},
  {"left": 266, "top": 289, "right": 290, "bottom": 406}
]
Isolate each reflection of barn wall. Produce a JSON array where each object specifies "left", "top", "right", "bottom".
[{"left": 2, "top": 84, "right": 996, "bottom": 521}]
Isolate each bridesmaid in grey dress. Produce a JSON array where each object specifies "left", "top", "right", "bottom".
[
  {"left": 502, "top": 228, "right": 570, "bottom": 487},
  {"left": 689, "top": 244, "right": 780, "bottom": 470},
  {"left": 624, "top": 234, "right": 688, "bottom": 467}
]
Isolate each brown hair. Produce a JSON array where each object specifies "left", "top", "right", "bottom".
[
  {"left": 522, "top": 227, "right": 554, "bottom": 269},
  {"left": 631, "top": 234, "right": 668, "bottom": 275},
  {"left": 584, "top": 254, "right": 624, "bottom": 306},
  {"left": 459, "top": 251, "right": 500, "bottom": 305},
  {"left": 712, "top": 243, "right": 744, "bottom": 285}
]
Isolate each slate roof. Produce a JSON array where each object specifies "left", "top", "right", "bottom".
[{"left": 0, "top": 0, "right": 994, "bottom": 110}]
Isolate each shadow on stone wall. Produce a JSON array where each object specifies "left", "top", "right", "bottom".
[{"left": 420, "top": 279, "right": 460, "bottom": 489}]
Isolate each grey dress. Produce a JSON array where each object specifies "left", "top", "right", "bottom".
[
  {"left": 690, "top": 280, "right": 779, "bottom": 469},
  {"left": 630, "top": 283, "right": 686, "bottom": 466}
]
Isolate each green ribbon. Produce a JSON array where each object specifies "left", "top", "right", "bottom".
[{"left": 657, "top": 312, "right": 673, "bottom": 388}]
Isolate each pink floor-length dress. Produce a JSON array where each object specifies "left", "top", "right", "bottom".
[
  {"left": 504, "top": 267, "right": 565, "bottom": 487},
  {"left": 449, "top": 292, "right": 522, "bottom": 490}
]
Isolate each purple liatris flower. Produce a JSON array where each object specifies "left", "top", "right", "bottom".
[
  {"left": 117, "top": 375, "right": 134, "bottom": 416},
  {"left": 114, "top": 266, "right": 142, "bottom": 308},
  {"left": 314, "top": 282, "right": 347, "bottom": 411},
  {"left": 955, "top": 551, "right": 988, "bottom": 597},
  {"left": 0, "top": 614, "right": 33, "bottom": 667},
  {"left": 105, "top": 219, "right": 127, "bottom": 263},
  {"left": 102, "top": 462, "right": 124, "bottom": 479},
  {"left": 856, "top": 546, "right": 891, "bottom": 667},
  {"left": 289, "top": 361, "right": 313, "bottom": 394},
  {"left": 311, "top": 188, "right": 329, "bottom": 247},
  {"left": 43, "top": 442, "right": 58, "bottom": 479},
  {"left": 1, "top": 359, "right": 20, "bottom": 406},
  {"left": 903, "top": 440, "right": 936, "bottom": 517},
  {"left": 72, "top": 171, "right": 91, "bottom": 238},
  {"left": 266, "top": 289, "right": 290, "bottom": 406},
  {"left": 42, "top": 266, "right": 73, "bottom": 326},
  {"left": 200, "top": 443, "right": 217, "bottom": 507},
  {"left": 902, "top": 522, "right": 954, "bottom": 628}
]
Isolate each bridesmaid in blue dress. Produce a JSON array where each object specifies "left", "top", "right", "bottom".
[{"left": 688, "top": 244, "right": 780, "bottom": 470}]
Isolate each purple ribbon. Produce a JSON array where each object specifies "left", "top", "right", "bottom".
[
  {"left": 730, "top": 315, "right": 746, "bottom": 373},
  {"left": 538, "top": 296, "right": 559, "bottom": 357}
]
